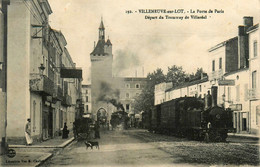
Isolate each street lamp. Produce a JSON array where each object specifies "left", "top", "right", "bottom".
[{"left": 38, "top": 63, "right": 45, "bottom": 75}]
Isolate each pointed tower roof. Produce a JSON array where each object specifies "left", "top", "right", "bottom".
[
  {"left": 91, "top": 40, "right": 107, "bottom": 55},
  {"left": 91, "top": 18, "right": 111, "bottom": 55},
  {"left": 99, "top": 19, "right": 105, "bottom": 29},
  {"left": 106, "top": 39, "right": 112, "bottom": 45}
]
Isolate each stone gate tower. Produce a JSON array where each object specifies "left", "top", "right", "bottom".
[{"left": 90, "top": 19, "right": 113, "bottom": 118}]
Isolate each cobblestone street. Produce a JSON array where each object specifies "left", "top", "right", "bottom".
[{"left": 41, "top": 129, "right": 259, "bottom": 167}]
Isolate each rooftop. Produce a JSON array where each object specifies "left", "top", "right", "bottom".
[
  {"left": 208, "top": 36, "right": 238, "bottom": 52},
  {"left": 166, "top": 77, "right": 208, "bottom": 92},
  {"left": 247, "top": 23, "right": 259, "bottom": 33},
  {"left": 91, "top": 40, "right": 107, "bottom": 55}
]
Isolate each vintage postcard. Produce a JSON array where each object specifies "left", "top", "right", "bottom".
[{"left": 0, "top": 0, "right": 259, "bottom": 166}]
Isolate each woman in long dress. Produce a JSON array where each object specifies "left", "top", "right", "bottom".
[{"left": 25, "top": 118, "right": 33, "bottom": 145}]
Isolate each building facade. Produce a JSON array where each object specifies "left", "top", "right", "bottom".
[
  {"left": 115, "top": 77, "right": 147, "bottom": 113},
  {"left": 208, "top": 17, "right": 259, "bottom": 134},
  {"left": 154, "top": 16, "right": 259, "bottom": 135},
  {"left": 247, "top": 23, "right": 260, "bottom": 134},
  {"left": 155, "top": 76, "right": 210, "bottom": 105},
  {"left": 0, "top": 0, "right": 9, "bottom": 154},
  {"left": 223, "top": 69, "right": 250, "bottom": 132},
  {"left": 154, "top": 82, "right": 172, "bottom": 105},
  {"left": 6, "top": 0, "right": 81, "bottom": 144}
]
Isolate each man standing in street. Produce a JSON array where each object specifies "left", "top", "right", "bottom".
[
  {"left": 62, "top": 122, "right": 69, "bottom": 139},
  {"left": 25, "top": 118, "right": 33, "bottom": 145},
  {"left": 94, "top": 121, "right": 100, "bottom": 139}
]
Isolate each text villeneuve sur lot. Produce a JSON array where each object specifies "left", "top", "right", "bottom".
[{"left": 125, "top": 9, "right": 224, "bottom": 20}]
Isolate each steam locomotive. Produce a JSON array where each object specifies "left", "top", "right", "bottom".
[
  {"left": 145, "top": 86, "right": 234, "bottom": 142},
  {"left": 110, "top": 111, "right": 129, "bottom": 130}
]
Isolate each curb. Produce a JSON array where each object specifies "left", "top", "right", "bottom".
[
  {"left": 59, "top": 137, "right": 75, "bottom": 148},
  {"left": 5, "top": 137, "right": 76, "bottom": 167},
  {"left": 35, "top": 153, "right": 53, "bottom": 167},
  {"left": 228, "top": 133, "right": 259, "bottom": 140},
  {"left": 34, "top": 137, "right": 75, "bottom": 166},
  {"left": 9, "top": 137, "right": 75, "bottom": 149}
]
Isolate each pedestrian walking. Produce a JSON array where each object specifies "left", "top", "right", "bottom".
[{"left": 25, "top": 118, "right": 33, "bottom": 145}]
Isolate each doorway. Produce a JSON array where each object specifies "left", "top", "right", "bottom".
[
  {"left": 241, "top": 112, "right": 248, "bottom": 131},
  {"left": 48, "top": 109, "right": 53, "bottom": 138}
]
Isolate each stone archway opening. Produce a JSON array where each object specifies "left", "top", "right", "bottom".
[{"left": 97, "top": 108, "right": 108, "bottom": 128}]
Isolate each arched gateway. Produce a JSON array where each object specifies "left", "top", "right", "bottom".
[{"left": 97, "top": 108, "right": 108, "bottom": 127}]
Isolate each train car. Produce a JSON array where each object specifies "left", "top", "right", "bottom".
[
  {"left": 150, "top": 104, "right": 161, "bottom": 132},
  {"left": 149, "top": 86, "right": 234, "bottom": 142},
  {"left": 159, "top": 99, "right": 180, "bottom": 135},
  {"left": 178, "top": 97, "right": 204, "bottom": 138}
]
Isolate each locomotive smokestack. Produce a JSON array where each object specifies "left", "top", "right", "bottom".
[{"left": 211, "top": 86, "right": 218, "bottom": 107}]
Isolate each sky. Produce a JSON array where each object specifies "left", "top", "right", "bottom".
[{"left": 48, "top": 0, "right": 260, "bottom": 84}]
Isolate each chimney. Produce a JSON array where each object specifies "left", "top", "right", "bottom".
[
  {"left": 211, "top": 86, "right": 218, "bottom": 107},
  {"left": 243, "top": 16, "right": 253, "bottom": 31},
  {"left": 238, "top": 26, "right": 245, "bottom": 36},
  {"left": 238, "top": 16, "right": 252, "bottom": 69}
]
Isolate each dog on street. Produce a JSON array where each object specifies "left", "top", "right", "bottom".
[{"left": 85, "top": 141, "right": 99, "bottom": 150}]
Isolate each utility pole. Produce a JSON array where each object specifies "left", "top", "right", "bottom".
[{"left": 0, "top": 0, "right": 9, "bottom": 155}]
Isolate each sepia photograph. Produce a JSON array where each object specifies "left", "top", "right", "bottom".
[{"left": 0, "top": 0, "right": 259, "bottom": 166}]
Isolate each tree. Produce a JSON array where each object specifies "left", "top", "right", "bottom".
[
  {"left": 132, "top": 66, "right": 204, "bottom": 113},
  {"left": 189, "top": 68, "right": 205, "bottom": 81},
  {"left": 133, "top": 68, "right": 166, "bottom": 113},
  {"left": 166, "top": 65, "right": 188, "bottom": 87}
]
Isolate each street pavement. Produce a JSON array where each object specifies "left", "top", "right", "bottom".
[
  {"left": 42, "top": 129, "right": 184, "bottom": 167},
  {"left": 1, "top": 129, "right": 258, "bottom": 167},
  {"left": 0, "top": 133, "right": 75, "bottom": 166},
  {"left": 41, "top": 129, "right": 259, "bottom": 167}
]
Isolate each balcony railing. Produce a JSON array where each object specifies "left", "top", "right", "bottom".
[
  {"left": 53, "top": 85, "right": 64, "bottom": 101},
  {"left": 30, "top": 74, "right": 55, "bottom": 96},
  {"left": 248, "top": 88, "right": 260, "bottom": 100}
]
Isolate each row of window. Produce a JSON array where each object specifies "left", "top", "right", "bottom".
[
  {"left": 212, "top": 57, "right": 222, "bottom": 72},
  {"left": 212, "top": 41, "right": 258, "bottom": 72},
  {"left": 125, "top": 83, "right": 140, "bottom": 89},
  {"left": 93, "top": 54, "right": 105, "bottom": 56},
  {"left": 126, "top": 92, "right": 139, "bottom": 98},
  {"left": 212, "top": 41, "right": 258, "bottom": 71}
]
